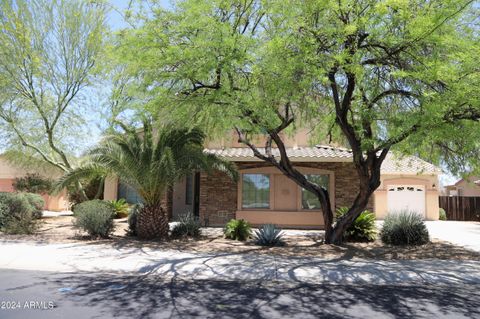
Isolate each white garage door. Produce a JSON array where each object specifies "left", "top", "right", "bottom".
[{"left": 387, "top": 185, "right": 425, "bottom": 218}]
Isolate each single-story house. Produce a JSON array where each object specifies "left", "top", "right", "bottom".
[
  {"left": 0, "top": 155, "right": 69, "bottom": 211},
  {"left": 445, "top": 176, "right": 480, "bottom": 196},
  {"left": 104, "top": 142, "right": 441, "bottom": 228}
]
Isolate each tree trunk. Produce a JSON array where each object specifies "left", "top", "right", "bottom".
[
  {"left": 325, "top": 205, "right": 365, "bottom": 245},
  {"left": 93, "top": 177, "right": 105, "bottom": 200},
  {"left": 136, "top": 204, "right": 169, "bottom": 239},
  {"left": 75, "top": 181, "right": 89, "bottom": 202},
  {"left": 324, "top": 184, "right": 375, "bottom": 245}
]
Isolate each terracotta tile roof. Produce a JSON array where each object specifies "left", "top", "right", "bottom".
[
  {"left": 205, "top": 145, "right": 440, "bottom": 175},
  {"left": 205, "top": 145, "right": 353, "bottom": 161},
  {"left": 381, "top": 153, "right": 440, "bottom": 174}
]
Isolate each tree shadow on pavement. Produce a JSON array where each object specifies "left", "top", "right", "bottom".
[{"left": 40, "top": 273, "right": 480, "bottom": 319}]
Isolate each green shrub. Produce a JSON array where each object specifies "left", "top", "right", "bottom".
[
  {"left": 0, "top": 193, "right": 40, "bottom": 234},
  {"left": 13, "top": 174, "right": 53, "bottom": 194},
  {"left": 23, "top": 193, "right": 45, "bottom": 218},
  {"left": 171, "top": 212, "right": 201, "bottom": 238},
  {"left": 253, "top": 224, "right": 285, "bottom": 246},
  {"left": 73, "top": 200, "right": 115, "bottom": 238},
  {"left": 336, "top": 207, "right": 377, "bottom": 242},
  {"left": 439, "top": 208, "right": 447, "bottom": 221},
  {"left": 0, "top": 202, "right": 8, "bottom": 220},
  {"left": 109, "top": 199, "right": 129, "bottom": 218},
  {"left": 224, "top": 219, "right": 251, "bottom": 241},
  {"left": 127, "top": 204, "right": 141, "bottom": 236},
  {"left": 380, "top": 211, "right": 429, "bottom": 246}
]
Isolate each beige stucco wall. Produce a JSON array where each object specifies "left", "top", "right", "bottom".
[
  {"left": 42, "top": 191, "right": 69, "bottom": 211},
  {"left": 172, "top": 175, "right": 194, "bottom": 219},
  {"left": 374, "top": 174, "right": 439, "bottom": 220},
  {"left": 237, "top": 210, "right": 324, "bottom": 229},
  {"left": 0, "top": 156, "right": 69, "bottom": 211},
  {"left": 103, "top": 176, "right": 118, "bottom": 201}
]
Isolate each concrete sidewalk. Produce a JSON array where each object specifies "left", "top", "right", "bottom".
[{"left": 0, "top": 240, "right": 479, "bottom": 285}]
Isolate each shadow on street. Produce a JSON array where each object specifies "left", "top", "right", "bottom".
[{"left": 1, "top": 269, "right": 479, "bottom": 318}]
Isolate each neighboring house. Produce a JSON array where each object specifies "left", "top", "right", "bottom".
[
  {"left": 0, "top": 155, "right": 69, "bottom": 211},
  {"left": 104, "top": 131, "right": 441, "bottom": 228},
  {"left": 445, "top": 176, "right": 480, "bottom": 197}
]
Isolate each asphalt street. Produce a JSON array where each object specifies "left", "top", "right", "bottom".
[{"left": 1, "top": 269, "right": 479, "bottom": 319}]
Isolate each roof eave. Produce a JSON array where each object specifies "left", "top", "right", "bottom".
[
  {"left": 220, "top": 156, "right": 353, "bottom": 163},
  {"left": 381, "top": 171, "right": 440, "bottom": 176}
]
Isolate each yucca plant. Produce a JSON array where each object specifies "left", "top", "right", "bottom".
[
  {"left": 336, "top": 207, "right": 377, "bottom": 242},
  {"left": 109, "top": 199, "right": 130, "bottom": 218},
  {"left": 224, "top": 219, "right": 251, "bottom": 241},
  {"left": 380, "top": 211, "right": 429, "bottom": 246},
  {"left": 56, "top": 119, "right": 237, "bottom": 239},
  {"left": 253, "top": 224, "right": 285, "bottom": 246}
]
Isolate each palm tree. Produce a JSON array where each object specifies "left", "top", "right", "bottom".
[{"left": 56, "top": 119, "right": 237, "bottom": 239}]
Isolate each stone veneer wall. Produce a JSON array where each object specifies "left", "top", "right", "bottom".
[
  {"left": 199, "top": 161, "right": 373, "bottom": 227},
  {"left": 199, "top": 170, "right": 238, "bottom": 226}
]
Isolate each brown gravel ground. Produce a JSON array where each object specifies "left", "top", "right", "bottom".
[{"left": 1, "top": 216, "right": 479, "bottom": 261}]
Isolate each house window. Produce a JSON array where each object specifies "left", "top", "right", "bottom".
[
  {"left": 118, "top": 181, "right": 143, "bottom": 204},
  {"left": 242, "top": 174, "right": 270, "bottom": 209},
  {"left": 185, "top": 174, "right": 193, "bottom": 205},
  {"left": 302, "top": 174, "right": 329, "bottom": 210}
]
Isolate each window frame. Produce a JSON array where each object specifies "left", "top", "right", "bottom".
[{"left": 241, "top": 173, "right": 271, "bottom": 210}]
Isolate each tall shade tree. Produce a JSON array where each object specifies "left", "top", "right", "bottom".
[
  {"left": 57, "top": 119, "right": 237, "bottom": 239},
  {"left": 0, "top": 0, "right": 108, "bottom": 200},
  {"left": 118, "top": 0, "right": 480, "bottom": 244}
]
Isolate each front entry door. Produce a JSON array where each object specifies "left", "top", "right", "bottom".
[
  {"left": 274, "top": 175, "right": 297, "bottom": 211},
  {"left": 193, "top": 172, "right": 200, "bottom": 217}
]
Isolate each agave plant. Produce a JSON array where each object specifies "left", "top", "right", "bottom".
[
  {"left": 253, "top": 224, "right": 285, "bottom": 246},
  {"left": 56, "top": 119, "right": 237, "bottom": 239}
]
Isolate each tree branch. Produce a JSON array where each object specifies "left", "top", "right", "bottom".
[{"left": 370, "top": 89, "right": 418, "bottom": 106}]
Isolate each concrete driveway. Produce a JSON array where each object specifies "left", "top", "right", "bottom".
[{"left": 426, "top": 221, "right": 480, "bottom": 252}]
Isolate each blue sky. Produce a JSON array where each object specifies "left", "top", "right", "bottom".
[
  {"left": 107, "top": 0, "right": 170, "bottom": 30},
  {"left": 107, "top": 0, "right": 133, "bottom": 30}
]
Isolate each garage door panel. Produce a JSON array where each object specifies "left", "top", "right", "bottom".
[{"left": 387, "top": 184, "right": 425, "bottom": 218}]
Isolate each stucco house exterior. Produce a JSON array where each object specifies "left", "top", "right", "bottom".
[
  {"left": 0, "top": 155, "right": 69, "bottom": 211},
  {"left": 104, "top": 130, "right": 441, "bottom": 228},
  {"left": 445, "top": 176, "right": 480, "bottom": 197}
]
